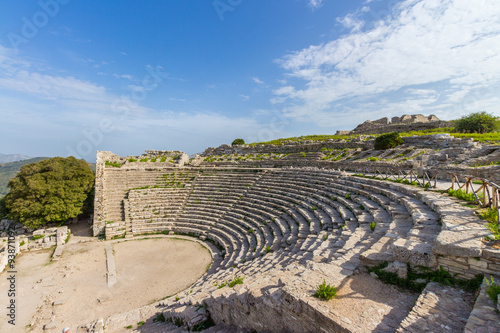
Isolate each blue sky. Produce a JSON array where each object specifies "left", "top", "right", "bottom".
[{"left": 0, "top": 0, "right": 499, "bottom": 161}]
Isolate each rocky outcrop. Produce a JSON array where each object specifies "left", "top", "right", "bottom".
[{"left": 336, "top": 114, "right": 452, "bottom": 135}]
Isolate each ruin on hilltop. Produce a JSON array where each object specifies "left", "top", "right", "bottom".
[{"left": 336, "top": 114, "right": 452, "bottom": 136}]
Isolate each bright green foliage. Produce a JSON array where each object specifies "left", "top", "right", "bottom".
[
  {"left": 374, "top": 132, "right": 403, "bottom": 150},
  {"left": 228, "top": 276, "right": 244, "bottom": 287},
  {"left": 231, "top": 138, "right": 245, "bottom": 146},
  {"left": 314, "top": 280, "right": 337, "bottom": 300},
  {"left": 370, "top": 221, "right": 376, "bottom": 231},
  {"left": 454, "top": 111, "right": 499, "bottom": 134},
  {"left": 4, "top": 157, "right": 94, "bottom": 229},
  {"left": 105, "top": 161, "right": 121, "bottom": 168},
  {"left": 485, "top": 276, "right": 500, "bottom": 303},
  {"left": 447, "top": 188, "right": 479, "bottom": 202}
]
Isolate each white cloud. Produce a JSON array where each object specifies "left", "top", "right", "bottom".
[
  {"left": 112, "top": 73, "right": 134, "bottom": 80},
  {"left": 239, "top": 94, "right": 250, "bottom": 101},
  {"left": 274, "top": 0, "right": 500, "bottom": 125},
  {"left": 252, "top": 77, "right": 265, "bottom": 86},
  {"left": 308, "top": 0, "right": 324, "bottom": 10}
]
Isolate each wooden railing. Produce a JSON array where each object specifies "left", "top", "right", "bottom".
[
  {"left": 347, "top": 166, "right": 499, "bottom": 223},
  {"left": 449, "top": 174, "right": 500, "bottom": 223},
  {"left": 345, "top": 166, "right": 438, "bottom": 189}
]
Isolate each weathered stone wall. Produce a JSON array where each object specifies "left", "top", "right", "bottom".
[
  {"left": 206, "top": 284, "right": 349, "bottom": 333},
  {"left": 347, "top": 120, "right": 452, "bottom": 135},
  {"left": 93, "top": 150, "right": 190, "bottom": 236},
  {"left": 201, "top": 141, "right": 371, "bottom": 156}
]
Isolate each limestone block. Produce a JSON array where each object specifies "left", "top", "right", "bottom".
[
  {"left": 393, "top": 238, "right": 437, "bottom": 267},
  {"left": 433, "top": 230, "right": 485, "bottom": 257}
]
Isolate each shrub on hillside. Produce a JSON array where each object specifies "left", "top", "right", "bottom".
[
  {"left": 374, "top": 132, "right": 403, "bottom": 150},
  {"left": 4, "top": 157, "right": 94, "bottom": 229},
  {"left": 454, "top": 111, "right": 499, "bottom": 133},
  {"left": 0, "top": 196, "right": 7, "bottom": 219},
  {"left": 231, "top": 138, "right": 245, "bottom": 146}
]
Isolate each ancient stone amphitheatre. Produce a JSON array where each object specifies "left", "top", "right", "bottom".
[{"left": 1, "top": 114, "right": 500, "bottom": 333}]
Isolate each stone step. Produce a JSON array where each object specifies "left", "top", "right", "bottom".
[{"left": 397, "top": 282, "right": 474, "bottom": 333}]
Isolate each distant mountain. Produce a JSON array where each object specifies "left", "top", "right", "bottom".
[
  {"left": 0, "top": 153, "right": 32, "bottom": 163},
  {"left": 0, "top": 157, "right": 48, "bottom": 197}
]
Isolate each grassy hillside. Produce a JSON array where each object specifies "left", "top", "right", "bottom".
[
  {"left": 0, "top": 158, "right": 48, "bottom": 197},
  {"left": 0, "top": 153, "right": 32, "bottom": 163},
  {"left": 250, "top": 128, "right": 500, "bottom": 146}
]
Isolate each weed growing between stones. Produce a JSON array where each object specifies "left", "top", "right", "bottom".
[
  {"left": 105, "top": 161, "right": 122, "bottom": 168},
  {"left": 314, "top": 280, "right": 337, "bottom": 300},
  {"left": 370, "top": 221, "right": 376, "bottom": 232},
  {"left": 448, "top": 188, "right": 481, "bottom": 202},
  {"left": 480, "top": 207, "right": 499, "bottom": 224},
  {"left": 485, "top": 276, "right": 500, "bottom": 304},
  {"left": 368, "top": 262, "right": 483, "bottom": 293},
  {"left": 228, "top": 275, "right": 244, "bottom": 287},
  {"left": 192, "top": 317, "right": 216, "bottom": 331},
  {"left": 153, "top": 313, "right": 166, "bottom": 322}
]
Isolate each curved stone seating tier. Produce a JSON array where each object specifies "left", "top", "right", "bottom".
[
  {"left": 90, "top": 164, "right": 500, "bottom": 333},
  {"left": 106, "top": 167, "right": 469, "bottom": 279}
]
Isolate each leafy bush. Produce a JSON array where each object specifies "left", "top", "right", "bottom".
[
  {"left": 0, "top": 196, "right": 8, "bottom": 219},
  {"left": 454, "top": 111, "right": 499, "bottom": 133},
  {"left": 485, "top": 275, "right": 500, "bottom": 303},
  {"left": 367, "top": 157, "right": 379, "bottom": 162},
  {"left": 127, "top": 158, "right": 137, "bottom": 162},
  {"left": 4, "top": 157, "right": 94, "bottom": 229},
  {"left": 314, "top": 280, "right": 337, "bottom": 300},
  {"left": 232, "top": 138, "right": 245, "bottom": 146},
  {"left": 374, "top": 132, "right": 403, "bottom": 150}
]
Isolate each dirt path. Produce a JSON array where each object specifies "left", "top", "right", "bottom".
[{"left": 0, "top": 237, "right": 211, "bottom": 333}]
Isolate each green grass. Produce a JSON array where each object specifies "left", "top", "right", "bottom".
[
  {"left": 480, "top": 207, "right": 499, "bottom": 224},
  {"left": 314, "top": 280, "right": 337, "bottom": 300},
  {"left": 248, "top": 127, "right": 500, "bottom": 147},
  {"left": 370, "top": 221, "right": 376, "bottom": 231},
  {"left": 32, "top": 234, "right": 44, "bottom": 240},
  {"left": 485, "top": 275, "right": 500, "bottom": 304},
  {"left": 448, "top": 188, "right": 481, "bottom": 202},
  {"left": 486, "top": 221, "right": 500, "bottom": 240},
  {"left": 105, "top": 161, "right": 122, "bottom": 168}
]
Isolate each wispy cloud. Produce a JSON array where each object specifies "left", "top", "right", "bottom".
[
  {"left": 252, "top": 77, "right": 265, "bottom": 86},
  {"left": 308, "top": 0, "right": 324, "bottom": 11}
]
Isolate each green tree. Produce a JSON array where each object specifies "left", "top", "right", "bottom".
[
  {"left": 454, "top": 111, "right": 500, "bottom": 133},
  {"left": 374, "top": 132, "right": 403, "bottom": 150},
  {"left": 231, "top": 138, "right": 245, "bottom": 146},
  {"left": 4, "top": 157, "right": 94, "bottom": 229}
]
